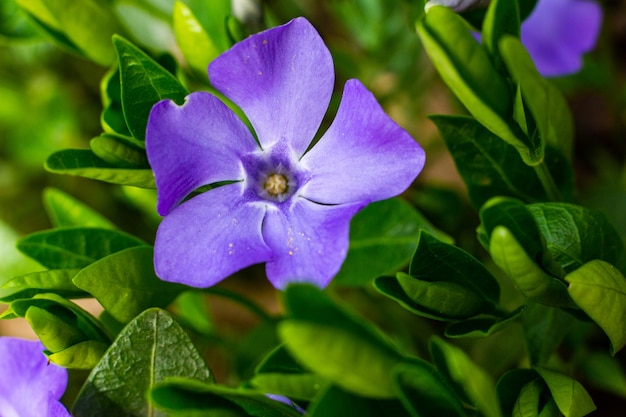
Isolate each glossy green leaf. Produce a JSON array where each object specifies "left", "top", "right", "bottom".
[
  {"left": 173, "top": 1, "right": 220, "bottom": 75},
  {"left": 280, "top": 284, "right": 403, "bottom": 398},
  {"left": 307, "top": 385, "right": 412, "bottom": 417},
  {"left": 278, "top": 320, "right": 401, "bottom": 398},
  {"left": 100, "top": 66, "right": 132, "bottom": 136},
  {"left": 409, "top": 230, "right": 500, "bottom": 304},
  {"left": 90, "top": 134, "right": 149, "bottom": 168},
  {"left": 183, "top": 0, "right": 231, "bottom": 52},
  {"left": 73, "top": 246, "right": 185, "bottom": 324},
  {"left": 444, "top": 306, "right": 525, "bottom": 338},
  {"left": 251, "top": 345, "right": 327, "bottom": 401},
  {"left": 430, "top": 337, "right": 502, "bottom": 417},
  {"left": 566, "top": 260, "right": 626, "bottom": 354},
  {"left": 46, "top": 149, "right": 156, "bottom": 188},
  {"left": 335, "top": 198, "right": 451, "bottom": 286},
  {"left": 113, "top": 35, "right": 188, "bottom": 140},
  {"left": 497, "top": 369, "right": 542, "bottom": 417},
  {"left": 500, "top": 36, "right": 574, "bottom": 158},
  {"left": 535, "top": 368, "right": 596, "bottom": 417},
  {"left": 16, "top": 227, "right": 146, "bottom": 269},
  {"left": 483, "top": 0, "right": 520, "bottom": 58},
  {"left": 522, "top": 302, "right": 576, "bottom": 366},
  {"left": 72, "top": 308, "right": 214, "bottom": 417},
  {"left": 26, "top": 305, "right": 93, "bottom": 351},
  {"left": 0, "top": 268, "right": 84, "bottom": 302},
  {"left": 528, "top": 203, "right": 626, "bottom": 274},
  {"left": 512, "top": 379, "right": 546, "bottom": 417},
  {"left": 393, "top": 359, "right": 466, "bottom": 417},
  {"left": 47, "top": 340, "right": 109, "bottom": 369},
  {"left": 150, "top": 378, "right": 302, "bottom": 417},
  {"left": 18, "top": 0, "right": 123, "bottom": 65},
  {"left": 374, "top": 275, "right": 452, "bottom": 320},
  {"left": 418, "top": 6, "right": 538, "bottom": 164},
  {"left": 432, "top": 116, "right": 573, "bottom": 208},
  {"left": 43, "top": 187, "right": 116, "bottom": 229},
  {"left": 489, "top": 226, "right": 575, "bottom": 308}
]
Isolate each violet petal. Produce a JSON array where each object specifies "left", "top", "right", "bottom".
[
  {"left": 521, "top": 0, "right": 602, "bottom": 77},
  {"left": 300, "top": 79, "right": 425, "bottom": 205},
  {"left": 0, "top": 338, "right": 68, "bottom": 417},
  {"left": 209, "top": 17, "right": 334, "bottom": 155},
  {"left": 146, "top": 92, "right": 258, "bottom": 216},
  {"left": 263, "top": 198, "right": 365, "bottom": 289},
  {"left": 154, "top": 183, "right": 272, "bottom": 287}
]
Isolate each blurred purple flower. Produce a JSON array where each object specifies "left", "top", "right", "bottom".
[
  {"left": 521, "top": 0, "right": 602, "bottom": 77},
  {"left": 0, "top": 337, "right": 70, "bottom": 417},
  {"left": 146, "top": 17, "right": 425, "bottom": 289}
]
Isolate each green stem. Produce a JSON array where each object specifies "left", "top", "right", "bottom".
[
  {"left": 203, "top": 287, "right": 273, "bottom": 321},
  {"left": 534, "top": 161, "right": 562, "bottom": 202}
]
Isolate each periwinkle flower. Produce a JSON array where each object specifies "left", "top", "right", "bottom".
[
  {"left": 146, "top": 17, "right": 425, "bottom": 289},
  {"left": 521, "top": 0, "right": 602, "bottom": 77},
  {"left": 0, "top": 337, "right": 70, "bottom": 417}
]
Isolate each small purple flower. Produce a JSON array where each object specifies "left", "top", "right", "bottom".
[
  {"left": 521, "top": 0, "right": 602, "bottom": 77},
  {"left": 146, "top": 17, "right": 425, "bottom": 289},
  {"left": 0, "top": 337, "right": 70, "bottom": 417}
]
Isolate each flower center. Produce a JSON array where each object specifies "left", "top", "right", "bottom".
[{"left": 263, "top": 173, "right": 289, "bottom": 196}]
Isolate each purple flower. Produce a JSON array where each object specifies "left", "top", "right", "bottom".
[
  {"left": 146, "top": 17, "right": 425, "bottom": 289},
  {"left": 521, "top": 0, "right": 602, "bottom": 77},
  {"left": 0, "top": 337, "right": 70, "bottom": 417}
]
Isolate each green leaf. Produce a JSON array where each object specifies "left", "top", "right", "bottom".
[
  {"left": 150, "top": 378, "right": 302, "bottom": 417},
  {"left": 73, "top": 246, "right": 186, "bottom": 324},
  {"left": 535, "top": 368, "right": 596, "bottom": 417},
  {"left": 72, "top": 308, "right": 214, "bottom": 417},
  {"left": 16, "top": 227, "right": 146, "bottom": 269},
  {"left": 183, "top": 0, "right": 231, "bottom": 52},
  {"left": 101, "top": 65, "right": 132, "bottom": 136},
  {"left": 444, "top": 306, "right": 525, "bottom": 338},
  {"left": 307, "top": 385, "right": 412, "bottom": 417},
  {"left": 522, "top": 302, "right": 575, "bottom": 366},
  {"left": 408, "top": 231, "right": 500, "bottom": 304},
  {"left": 430, "top": 337, "right": 502, "bottom": 417},
  {"left": 431, "top": 116, "right": 573, "bottom": 208},
  {"left": 7, "top": 293, "right": 111, "bottom": 367},
  {"left": 335, "top": 198, "right": 451, "bottom": 286},
  {"left": 113, "top": 35, "right": 188, "bottom": 140},
  {"left": 393, "top": 359, "right": 466, "bottom": 417},
  {"left": 512, "top": 379, "right": 547, "bottom": 417},
  {"left": 173, "top": 1, "right": 220, "bottom": 76},
  {"left": 279, "top": 284, "right": 403, "bottom": 398},
  {"left": 528, "top": 203, "right": 626, "bottom": 275},
  {"left": 418, "top": 6, "right": 537, "bottom": 164},
  {"left": 1, "top": 268, "right": 84, "bottom": 302},
  {"left": 482, "top": 0, "right": 520, "bottom": 59},
  {"left": 90, "top": 134, "right": 150, "bottom": 168},
  {"left": 46, "top": 149, "right": 156, "bottom": 188},
  {"left": 43, "top": 187, "right": 116, "bottom": 229},
  {"left": 18, "top": 0, "right": 123, "bottom": 65},
  {"left": 565, "top": 260, "right": 626, "bottom": 354},
  {"left": 497, "top": 369, "right": 542, "bottom": 417},
  {"left": 0, "top": 0, "right": 40, "bottom": 39},
  {"left": 500, "top": 35, "right": 574, "bottom": 158},
  {"left": 489, "top": 226, "right": 575, "bottom": 308},
  {"left": 48, "top": 340, "right": 109, "bottom": 369},
  {"left": 112, "top": 0, "right": 176, "bottom": 55}
]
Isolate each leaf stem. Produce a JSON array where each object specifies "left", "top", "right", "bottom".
[
  {"left": 203, "top": 287, "right": 273, "bottom": 321},
  {"left": 534, "top": 161, "right": 562, "bottom": 202}
]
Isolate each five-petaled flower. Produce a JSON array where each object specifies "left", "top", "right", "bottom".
[
  {"left": 0, "top": 337, "right": 70, "bottom": 417},
  {"left": 146, "top": 17, "right": 425, "bottom": 289},
  {"left": 520, "top": 0, "right": 602, "bottom": 77}
]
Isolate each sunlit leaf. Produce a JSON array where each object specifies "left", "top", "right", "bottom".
[
  {"left": 46, "top": 149, "right": 156, "bottom": 188},
  {"left": 43, "top": 187, "right": 116, "bottom": 229},
  {"left": 536, "top": 368, "right": 596, "bottom": 417},
  {"left": 566, "top": 260, "right": 626, "bottom": 354},
  {"left": 72, "top": 308, "right": 214, "bottom": 417}
]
